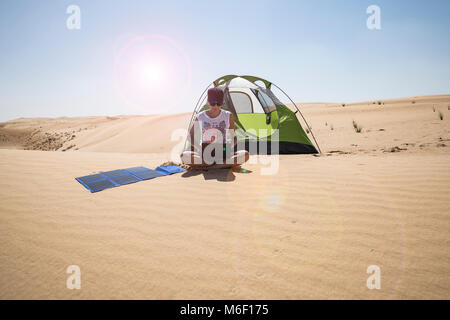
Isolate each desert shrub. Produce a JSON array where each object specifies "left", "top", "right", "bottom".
[{"left": 352, "top": 120, "right": 362, "bottom": 133}]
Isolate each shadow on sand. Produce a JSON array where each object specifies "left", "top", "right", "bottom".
[{"left": 181, "top": 166, "right": 253, "bottom": 182}]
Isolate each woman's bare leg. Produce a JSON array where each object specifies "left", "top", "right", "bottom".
[{"left": 181, "top": 150, "right": 249, "bottom": 169}]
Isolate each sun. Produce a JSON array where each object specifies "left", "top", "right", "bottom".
[
  {"left": 114, "top": 35, "right": 192, "bottom": 113},
  {"left": 139, "top": 63, "right": 163, "bottom": 87}
]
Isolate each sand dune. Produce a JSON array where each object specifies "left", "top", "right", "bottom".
[
  {"left": 0, "top": 114, "right": 191, "bottom": 154},
  {"left": 1, "top": 95, "right": 449, "bottom": 155},
  {"left": 0, "top": 94, "right": 449, "bottom": 299}
]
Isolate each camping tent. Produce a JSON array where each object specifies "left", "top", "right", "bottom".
[{"left": 184, "top": 75, "right": 320, "bottom": 154}]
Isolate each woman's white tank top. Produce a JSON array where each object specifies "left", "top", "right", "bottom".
[{"left": 196, "top": 109, "right": 231, "bottom": 144}]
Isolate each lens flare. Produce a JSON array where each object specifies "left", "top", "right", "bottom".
[
  {"left": 113, "top": 34, "right": 191, "bottom": 114},
  {"left": 139, "top": 63, "right": 163, "bottom": 87}
]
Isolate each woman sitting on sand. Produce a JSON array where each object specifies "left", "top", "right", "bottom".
[{"left": 180, "top": 87, "right": 249, "bottom": 168}]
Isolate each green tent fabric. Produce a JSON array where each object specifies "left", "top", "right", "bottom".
[{"left": 184, "top": 75, "right": 320, "bottom": 154}]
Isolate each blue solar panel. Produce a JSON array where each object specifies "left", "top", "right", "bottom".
[
  {"left": 111, "top": 174, "right": 140, "bottom": 185},
  {"left": 124, "top": 166, "right": 149, "bottom": 173},
  {"left": 76, "top": 165, "right": 185, "bottom": 193},
  {"left": 156, "top": 165, "right": 186, "bottom": 175},
  {"left": 131, "top": 170, "right": 165, "bottom": 180},
  {"left": 77, "top": 174, "right": 104, "bottom": 184},
  {"left": 86, "top": 179, "right": 116, "bottom": 193},
  {"left": 102, "top": 169, "right": 128, "bottom": 178}
]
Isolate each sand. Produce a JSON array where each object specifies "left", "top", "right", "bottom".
[{"left": 0, "top": 95, "right": 449, "bottom": 299}]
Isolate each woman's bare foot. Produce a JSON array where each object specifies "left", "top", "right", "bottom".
[{"left": 230, "top": 150, "right": 250, "bottom": 166}]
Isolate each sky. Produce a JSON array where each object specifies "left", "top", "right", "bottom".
[{"left": 0, "top": 0, "right": 449, "bottom": 121}]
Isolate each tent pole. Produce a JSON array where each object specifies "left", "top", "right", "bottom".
[
  {"left": 272, "top": 83, "right": 322, "bottom": 154},
  {"left": 183, "top": 82, "right": 212, "bottom": 151},
  {"left": 189, "top": 82, "right": 213, "bottom": 127}
]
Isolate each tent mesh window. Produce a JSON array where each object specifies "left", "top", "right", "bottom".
[{"left": 229, "top": 92, "right": 253, "bottom": 113}]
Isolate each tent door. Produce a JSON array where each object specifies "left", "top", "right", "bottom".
[{"left": 229, "top": 89, "right": 279, "bottom": 138}]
